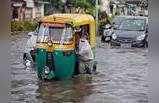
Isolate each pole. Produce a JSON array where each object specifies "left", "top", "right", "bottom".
[{"left": 95, "top": 0, "right": 98, "bottom": 35}]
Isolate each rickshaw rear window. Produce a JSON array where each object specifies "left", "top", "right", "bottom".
[
  {"left": 37, "top": 23, "right": 73, "bottom": 42},
  {"left": 49, "top": 26, "right": 64, "bottom": 41}
]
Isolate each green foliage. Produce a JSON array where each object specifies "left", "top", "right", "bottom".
[
  {"left": 11, "top": 21, "right": 38, "bottom": 32},
  {"left": 44, "top": 0, "right": 96, "bottom": 15},
  {"left": 73, "top": 0, "right": 95, "bottom": 15},
  {"left": 50, "top": 0, "right": 64, "bottom": 11},
  {"left": 44, "top": 0, "right": 65, "bottom": 15}
]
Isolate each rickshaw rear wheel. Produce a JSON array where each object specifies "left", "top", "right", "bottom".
[{"left": 93, "top": 63, "right": 97, "bottom": 72}]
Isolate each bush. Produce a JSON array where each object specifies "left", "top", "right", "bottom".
[{"left": 11, "top": 20, "right": 38, "bottom": 32}]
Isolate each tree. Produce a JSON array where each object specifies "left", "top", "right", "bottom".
[
  {"left": 44, "top": 0, "right": 65, "bottom": 15},
  {"left": 44, "top": 0, "right": 97, "bottom": 15},
  {"left": 66, "top": 0, "right": 96, "bottom": 15}
]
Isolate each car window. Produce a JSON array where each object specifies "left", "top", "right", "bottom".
[
  {"left": 112, "top": 17, "right": 125, "bottom": 26},
  {"left": 119, "top": 19, "right": 146, "bottom": 31}
]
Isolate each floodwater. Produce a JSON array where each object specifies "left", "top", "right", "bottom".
[{"left": 10, "top": 33, "right": 149, "bottom": 103}]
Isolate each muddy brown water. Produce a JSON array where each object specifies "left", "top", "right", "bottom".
[{"left": 10, "top": 34, "right": 149, "bottom": 103}]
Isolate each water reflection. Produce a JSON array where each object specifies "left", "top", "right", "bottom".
[{"left": 36, "top": 75, "right": 93, "bottom": 103}]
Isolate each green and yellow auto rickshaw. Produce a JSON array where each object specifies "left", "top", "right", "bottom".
[{"left": 35, "top": 14, "right": 97, "bottom": 80}]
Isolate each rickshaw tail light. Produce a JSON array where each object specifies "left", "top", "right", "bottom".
[{"left": 44, "top": 66, "right": 50, "bottom": 74}]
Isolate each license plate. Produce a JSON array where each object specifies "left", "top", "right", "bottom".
[{"left": 121, "top": 43, "right": 131, "bottom": 48}]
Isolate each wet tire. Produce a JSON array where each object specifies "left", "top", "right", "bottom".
[{"left": 92, "top": 63, "right": 97, "bottom": 72}]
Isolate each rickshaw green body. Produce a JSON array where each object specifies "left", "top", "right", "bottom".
[
  {"left": 35, "top": 14, "right": 96, "bottom": 80},
  {"left": 36, "top": 48, "right": 76, "bottom": 80}
]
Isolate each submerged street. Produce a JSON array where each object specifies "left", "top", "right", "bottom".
[{"left": 10, "top": 33, "right": 149, "bottom": 103}]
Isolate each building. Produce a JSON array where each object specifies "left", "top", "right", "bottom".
[
  {"left": 126, "top": 0, "right": 148, "bottom": 16},
  {"left": 11, "top": 0, "right": 26, "bottom": 20},
  {"left": 11, "top": 0, "right": 47, "bottom": 21}
]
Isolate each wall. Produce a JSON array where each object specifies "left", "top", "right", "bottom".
[{"left": 24, "top": 0, "right": 44, "bottom": 19}]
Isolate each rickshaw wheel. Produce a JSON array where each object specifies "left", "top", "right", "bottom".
[{"left": 93, "top": 63, "right": 97, "bottom": 72}]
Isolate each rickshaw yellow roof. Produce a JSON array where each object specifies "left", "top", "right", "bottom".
[
  {"left": 40, "top": 14, "right": 95, "bottom": 26},
  {"left": 40, "top": 14, "right": 96, "bottom": 48}
]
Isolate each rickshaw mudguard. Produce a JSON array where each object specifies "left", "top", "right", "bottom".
[{"left": 53, "top": 50, "right": 76, "bottom": 80}]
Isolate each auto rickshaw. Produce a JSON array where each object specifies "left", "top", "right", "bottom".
[{"left": 35, "top": 14, "right": 97, "bottom": 80}]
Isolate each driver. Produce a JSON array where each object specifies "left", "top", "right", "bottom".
[{"left": 78, "top": 33, "right": 94, "bottom": 74}]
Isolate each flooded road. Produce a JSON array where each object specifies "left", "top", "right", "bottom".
[{"left": 10, "top": 33, "right": 149, "bottom": 103}]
